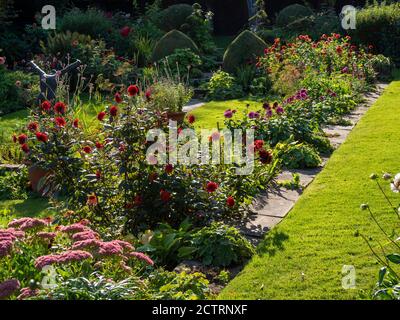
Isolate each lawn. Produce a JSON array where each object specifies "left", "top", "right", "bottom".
[
  {"left": 190, "top": 99, "right": 262, "bottom": 130},
  {"left": 219, "top": 78, "right": 400, "bottom": 299}
]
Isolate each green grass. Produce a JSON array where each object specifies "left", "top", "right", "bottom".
[
  {"left": 190, "top": 99, "right": 263, "bottom": 130},
  {"left": 220, "top": 79, "right": 400, "bottom": 299}
]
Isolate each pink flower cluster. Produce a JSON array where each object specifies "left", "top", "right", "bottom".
[
  {"left": 8, "top": 217, "right": 48, "bottom": 231},
  {"left": 17, "top": 287, "right": 39, "bottom": 300},
  {"left": 71, "top": 230, "right": 99, "bottom": 242},
  {"left": 127, "top": 251, "right": 154, "bottom": 266},
  {"left": 0, "top": 279, "right": 20, "bottom": 299},
  {"left": 34, "top": 250, "right": 93, "bottom": 269},
  {"left": 36, "top": 232, "right": 57, "bottom": 241},
  {"left": 0, "top": 228, "right": 25, "bottom": 258},
  {"left": 60, "top": 222, "right": 90, "bottom": 234}
]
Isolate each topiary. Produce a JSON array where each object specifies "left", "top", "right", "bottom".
[
  {"left": 276, "top": 4, "right": 313, "bottom": 27},
  {"left": 151, "top": 30, "right": 199, "bottom": 63},
  {"left": 279, "top": 142, "right": 322, "bottom": 169},
  {"left": 158, "top": 4, "right": 193, "bottom": 31},
  {"left": 222, "top": 30, "right": 267, "bottom": 74}
]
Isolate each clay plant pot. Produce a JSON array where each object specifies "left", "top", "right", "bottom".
[
  {"left": 165, "top": 111, "right": 187, "bottom": 124},
  {"left": 28, "top": 164, "right": 50, "bottom": 194}
]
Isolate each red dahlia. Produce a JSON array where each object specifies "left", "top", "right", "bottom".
[
  {"left": 254, "top": 140, "right": 264, "bottom": 151},
  {"left": 95, "top": 142, "right": 104, "bottom": 149},
  {"left": 226, "top": 196, "right": 235, "bottom": 207},
  {"left": 160, "top": 189, "right": 171, "bottom": 202},
  {"left": 36, "top": 132, "right": 48, "bottom": 143},
  {"left": 55, "top": 117, "right": 66, "bottom": 127},
  {"left": 41, "top": 100, "right": 51, "bottom": 111},
  {"left": 21, "top": 143, "right": 29, "bottom": 153},
  {"left": 72, "top": 119, "right": 79, "bottom": 128},
  {"left": 165, "top": 164, "right": 173, "bottom": 174},
  {"left": 259, "top": 149, "right": 273, "bottom": 164},
  {"left": 145, "top": 89, "right": 151, "bottom": 100},
  {"left": 97, "top": 111, "right": 106, "bottom": 121},
  {"left": 134, "top": 195, "right": 142, "bottom": 206},
  {"left": 18, "top": 134, "right": 27, "bottom": 144},
  {"left": 110, "top": 105, "right": 118, "bottom": 117},
  {"left": 28, "top": 122, "right": 38, "bottom": 132},
  {"left": 83, "top": 146, "right": 92, "bottom": 154},
  {"left": 127, "top": 84, "right": 139, "bottom": 96},
  {"left": 120, "top": 26, "right": 131, "bottom": 37},
  {"left": 54, "top": 102, "right": 66, "bottom": 114},
  {"left": 188, "top": 114, "right": 195, "bottom": 124},
  {"left": 114, "top": 92, "right": 122, "bottom": 103},
  {"left": 206, "top": 181, "right": 218, "bottom": 193}
]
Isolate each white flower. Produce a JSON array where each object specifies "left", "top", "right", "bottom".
[{"left": 390, "top": 173, "right": 400, "bottom": 193}]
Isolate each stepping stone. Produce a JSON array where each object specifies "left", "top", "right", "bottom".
[
  {"left": 182, "top": 99, "right": 205, "bottom": 112},
  {"left": 0, "top": 164, "right": 25, "bottom": 171}
]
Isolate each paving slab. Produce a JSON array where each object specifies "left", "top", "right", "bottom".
[{"left": 182, "top": 99, "right": 205, "bottom": 112}]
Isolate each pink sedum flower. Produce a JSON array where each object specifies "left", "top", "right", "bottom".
[
  {"left": 127, "top": 251, "right": 154, "bottom": 266},
  {"left": 0, "top": 279, "right": 20, "bottom": 299}
]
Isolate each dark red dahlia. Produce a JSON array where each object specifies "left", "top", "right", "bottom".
[
  {"left": 165, "top": 164, "right": 173, "bottom": 174},
  {"left": 188, "top": 114, "right": 195, "bottom": 124},
  {"left": 226, "top": 196, "right": 235, "bottom": 207},
  {"left": 160, "top": 189, "right": 171, "bottom": 202},
  {"left": 18, "top": 134, "right": 27, "bottom": 144},
  {"left": 72, "top": 119, "right": 79, "bottom": 128},
  {"left": 41, "top": 100, "right": 51, "bottom": 111},
  {"left": 127, "top": 84, "right": 139, "bottom": 96},
  {"left": 55, "top": 117, "right": 66, "bottom": 127},
  {"left": 21, "top": 143, "right": 30, "bottom": 153},
  {"left": 206, "top": 181, "right": 218, "bottom": 193},
  {"left": 54, "top": 102, "right": 66, "bottom": 114},
  {"left": 83, "top": 146, "right": 92, "bottom": 154},
  {"left": 36, "top": 132, "right": 48, "bottom": 143},
  {"left": 114, "top": 92, "right": 122, "bottom": 103},
  {"left": 97, "top": 111, "right": 106, "bottom": 121},
  {"left": 109, "top": 105, "right": 118, "bottom": 117},
  {"left": 28, "top": 122, "right": 38, "bottom": 132},
  {"left": 259, "top": 149, "right": 273, "bottom": 164}
]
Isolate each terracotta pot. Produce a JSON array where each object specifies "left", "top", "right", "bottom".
[
  {"left": 165, "top": 111, "right": 186, "bottom": 124},
  {"left": 28, "top": 165, "right": 50, "bottom": 193}
]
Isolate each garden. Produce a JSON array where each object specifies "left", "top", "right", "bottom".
[{"left": 0, "top": 0, "right": 400, "bottom": 302}]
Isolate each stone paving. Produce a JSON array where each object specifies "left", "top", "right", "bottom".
[{"left": 239, "top": 83, "right": 388, "bottom": 238}]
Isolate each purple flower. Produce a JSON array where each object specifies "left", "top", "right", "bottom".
[
  {"left": 72, "top": 239, "right": 101, "bottom": 251},
  {"left": 262, "top": 102, "right": 270, "bottom": 110},
  {"left": 98, "top": 241, "right": 123, "bottom": 256},
  {"left": 248, "top": 111, "right": 260, "bottom": 119},
  {"left": 34, "top": 250, "right": 93, "bottom": 269},
  {"left": 224, "top": 109, "right": 233, "bottom": 118},
  {"left": 17, "top": 287, "right": 39, "bottom": 300},
  {"left": 19, "top": 218, "right": 47, "bottom": 231},
  {"left": 266, "top": 109, "right": 273, "bottom": 118},
  {"left": 0, "top": 279, "right": 20, "bottom": 299},
  {"left": 341, "top": 66, "right": 349, "bottom": 73},
  {"left": 276, "top": 106, "right": 284, "bottom": 115},
  {"left": 60, "top": 223, "right": 89, "bottom": 234},
  {"left": 71, "top": 230, "right": 99, "bottom": 242}
]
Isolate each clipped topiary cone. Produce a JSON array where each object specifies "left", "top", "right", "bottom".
[
  {"left": 222, "top": 30, "right": 267, "bottom": 74},
  {"left": 151, "top": 30, "right": 199, "bottom": 63}
]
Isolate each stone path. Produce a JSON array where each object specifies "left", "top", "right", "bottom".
[
  {"left": 182, "top": 99, "right": 205, "bottom": 112},
  {"left": 239, "top": 83, "right": 388, "bottom": 239}
]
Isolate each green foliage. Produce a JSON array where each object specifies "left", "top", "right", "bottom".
[
  {"left": 0, "top": 167, "right": 29, "bottom": 200},
  {"left": 278, "top": 142, "right": 322, "bottom": 169},
  {"left": 162, "top": 48, "right": 202, "bottom": 78},
  {"left": 235, "top": 64, "right": 256, "bottom": 93},
  {"left": 222, "top": 30, "right": 266, "bottom": 74},
  {"left": 190, "top": 222, "right": 255, "bottom": 267},
  {"left": 275, "top": 4, "right": 313, "bottom": 27},
  {"left": 148, "top": 270, "right": 210, "bottom": 300},
  {"left": 350, "top": 2, "right": 400, "bottom": 63},
  {"left": 152, "top": 30, "right": 199, "bottom": 63},
  {"left": 41, "top": 31, "right": 92, "bottom": 58},
  {"left": 0, "top": 67, "right": 38, "bottom": 115},
  {"left": 157, "top": 4, "right": 193, "bottom": 32},
  {"left": 138, "top": 220, "right": 195, "bottom": 267},
  {"left": 58, "top": 8, "right": 112, "bottom": 38},
  {"left": 207, "top": 70, "right": 244, "bottom": 100},
  {"left": 369, "top": 54, "right": 394, "bottom": 81}
]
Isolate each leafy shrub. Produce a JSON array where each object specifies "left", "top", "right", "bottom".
[
  {"left": 148, "top": 270, "right": 210, "bottom": 300},
  {"left": 0, "top": 32, "right": 30, "bottom": 65},
  {"left": 41, "top": 31, "right": 92, "bottom": 58},
  {"left": 162, "top": 48, "right": 202, "bottom": 78},
  {"left": 0, "top": 167, "right": 29, "bottom": 200},
  {"left": 152, "top": 30, "right": 199, "bottom": 63},
  {"left": 369, "top": 54, "right": 394, "bottom": 81},
  {"left": 279, "top": 142, "right": 321, "bottom": 169},
  {"left": 157, "top": 4, "right": 193, "bottom": 31},
  {"left": 222, "top": 30, "right": 266, "bottom": 74},
  {"left": 275, "top": 4, "right": 313, "bottom": 27},
  {"left": 350, "top": 3, "right": 400, "bottom": 63},
  {"left": 0, "top": 67, "right": 38, "bottom": 115},
  {"left": 207, "top": 70, "right": 244, "bottom": 100},
  {"left": 235, "top": 64, "right": 256, "bottom": 93},
  {"left": 58, "top": 8, "right": 112, "bottom": 39},
  {"left": 190, "top": 222, "right": 255, "bottom": 267}
]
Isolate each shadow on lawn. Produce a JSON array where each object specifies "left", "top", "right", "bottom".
[{"left": 257, "top": 229, "right": 289, "bottom": 257}]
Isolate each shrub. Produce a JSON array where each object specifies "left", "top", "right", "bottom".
[
  {"left": 0, "top": 67, "right": 38, "bottom": 115},
  {"left": 279, "top": 142, "right": 322, "bottom": 169},
  {"left": 41, "top": 31, "right": 92, "bottom": 58},
  {"left": 190, "top": 222, "right": 255, "bottom": 267},
  {"left": 369, "top": 54, "right": 394, "bottom": 81},
  {"left": 157, "top": 4, "right": 194, "bottom": 31},
  {"left": 207, "top": 70, "right": 244, "bottom": 100},
  {"left": 151, "top": 30, "right": 199, "bottom": 63},
  {"left": 0, "top": 167, "right": 29, "bottom": 200},
  {"left": 161, "top": 48, "right": 202, "bottom": 78},
  {"left": 222, "top": 30, "right": 266, "bottom": 74},
  {"left": 350, "top": 3, "right": 400, "bottom": 64},
  {"left": 275, "top": 4, "right": 313, "bottom": 27},
  {"left": 58, "top": 8, "right": 112, "bottom": 38}
]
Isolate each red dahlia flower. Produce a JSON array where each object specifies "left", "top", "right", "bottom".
[
  {"left": 28, "top": 122, "right": 38, "bottom": 132},
  {"left": 120, "top": 26, "right": 131, "bottom": 37},
  {"left": 127, "top": 84, "right": 139, "bottom": 96},
  {"left": 110, "top": 105, "right": 118, "bottom": 117},
  {"left": 55, "top": 117, "right": 66, "bottom": 127},
  {"left": 21, "top": 143, "right": 29, "bottom": 153},
  {"left": 41, "top": 100, "right": 52, "bottom": 111},
  {"left": 114, "top": 92, "right": 122, "bottom": 103},
  {"left": 259, "top": 149, "right": 273, "bottom": 164},
  {"left": 54, "top": 102, "right": 66, "bottom": 114},
  {"left": 226, "top": 196, "right": 235, "bottom": 207},
  {"left": 72, "top": 119, "right": 79, "bottom": 128},
  {"left": 97, "top": 111, "right": 106, "bottom": 121},
  {"left": 95, "top": 142, "right": 104, "bottom": 149},
  {"left": 165, "top": 164, "right": 173, "bottom": 174},
  {"left": 188, "top": 114, "right": 195, "bottom": 124},
  {"left": 83, "top": 146, "right": 92, "bottom": 154},
  {"left": 17, "top": 134, "right": 27, "bottom": 144},
  {"left": 160, "top": 189, "right": 171, "bottom": 202},
  {"left": 206, "top": 181, "right": 218, "bottom": 193},
  {"left": 36, "top": 132, "right": 48, "bottom": 143}
]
